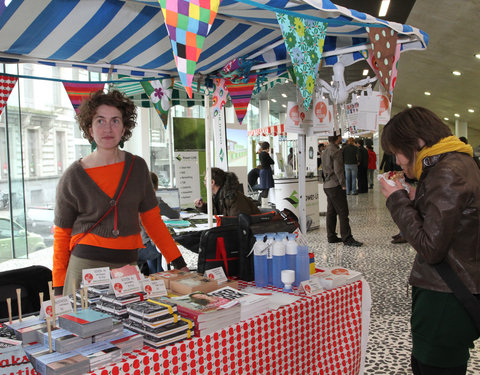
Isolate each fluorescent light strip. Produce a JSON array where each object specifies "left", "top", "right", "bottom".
[{"left": 378, "top": 0, "right": 390, "bottom": 17}]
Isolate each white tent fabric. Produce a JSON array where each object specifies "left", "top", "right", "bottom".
[{"left": 0, "top": 0, "right": 428, "bottom": 79}]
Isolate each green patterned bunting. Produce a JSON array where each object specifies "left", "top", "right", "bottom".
[{"left": 140, "top": 78, "right": 174, "bottom": 128}]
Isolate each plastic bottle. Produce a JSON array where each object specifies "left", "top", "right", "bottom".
[
  {"left": 265, "top": 233, "right": 275, "bottom": 285},
  {"left": 296, "top": 245, "right": 310, "bottom": 285},
  {"left": 272, "top": 234, "right": 287, "bottom": 288},
  {"left": 279, "top": 232, "right": 289, "bottom": 246},
  {"left": 252, "top": 234, "right": 268, "bottom": 287},
  {"left": 285, "top": 233, "right": 298, "bottom": 285}
]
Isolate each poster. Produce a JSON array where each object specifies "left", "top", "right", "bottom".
[
  {"left": 174, "top": 151, "right": 201, "bottom": 208},
  {"left": 212, "top": 107, "right": 228, "bottom": 170}
]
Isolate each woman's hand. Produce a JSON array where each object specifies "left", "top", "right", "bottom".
[
  {"left": 194, "top": 198, "right": 204, "bottom": 208},
  {"left": 379, "top": 178, "right": 405, "bottom": 199},
  {"left": 180, "top": 266, "right": 190, "bottom": 272}
]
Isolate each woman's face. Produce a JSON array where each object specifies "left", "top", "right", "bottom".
[
  {"left": 394, "top": 151, "right": 415, "bottom": 179},
  {"left": 89, "top": 105, "right": 125, "bottom": 151}
]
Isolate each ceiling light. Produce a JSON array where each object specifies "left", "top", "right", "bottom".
[
  {"left": 424, "top": 91, "right": 431, "bottom": 96},
  {"left": 281, "top": 93, "right": 287, "bottom": 98},
  {"left": 452, "top": 71, "right": 461, "bottom": 76},
  {"left": 378, "top": 0, "right": 390, "bottom": 17},
  {"left": 407, "top": 104, "right": 412, "bottom": 108},
  {"left": 362, "top": 69, "right": 369, "bottom": 76},
  {"left": 468, "top": 109, "right": 474, "bottom": 113},
  {"left": 444, "top": 117, "right": 449, "bottom": 121},
  {"left": 282, "top": 104, "right": 286, "bottom": 108},
  {"left": 271, "top": 98, "right": 277, "bottom": 103},
  {"left": 475, "top": 53, "right": 480, "bottom": 59},
  {"left": 454, "top": 113, "right": 460, "bottom": 117}
]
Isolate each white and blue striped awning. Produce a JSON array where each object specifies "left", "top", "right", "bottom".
[{"left": 0, "top": 0, "right": 428, "bottom": 79}]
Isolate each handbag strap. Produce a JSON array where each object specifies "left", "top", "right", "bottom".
[
  {"left": 72, "top": 155, "right": 136, "bottom": 248},
  {"left": 433, "top": 259, "right": 480, "bottom": 332}
]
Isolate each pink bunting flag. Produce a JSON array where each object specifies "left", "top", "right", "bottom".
[
  {"left": 62, "top": 82, "right": 105, "bottom": 113},
  {"left": 225, "top": 75, "right": 257, "bottom": 125},
  {"left": 211, "top": 78, "right": 228, "bottom": 118},
  {"left": 0, "top": 75, "right": 18, "bottom": 117}
]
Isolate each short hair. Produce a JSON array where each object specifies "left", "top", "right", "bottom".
[
  {"left": 150, "top": 172, "right": 159, "bottom": 191},
  {"left": 260, "top": 141, "right": 270, "bottom": 150},
  {"left": 328, "top": 134, "right": 339, "bottom": 143},
  {"left": 76, "top": 90, "right": 137, "bottom": 144},
  {"left": 210, "top": 167, "right": 226, "bottom": 187},
  {"left": 459, "top": 136, "right": 468, "bottom": 144},
  {"left": 381, "top": 107, "right": 452, "bottom": 162}
]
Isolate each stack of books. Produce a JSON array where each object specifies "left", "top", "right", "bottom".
[
  {"left": 312, "top": 266, "right": 362, "bottom": 289},
  {"left": 158, "top": 292, "right": 241, "bottom": 337},
  {"left": 123, "top": 299, "right": 193, "bottom": 348},
  {"left": 39, "top": 328, "right": 92, "bottom": 353},
  {"left": 58, "top": 309, "right": 113, "bottom": 338},
  {"left": 107, "top": 329, "right": 144, "bottom": 354},
  {"left": 33, "top": 351, "right": 90, "bottom": 375},
  {"left": 95, "top": 292, "right": 146, "bottom": 320},
  {"left": 209, "top": 286, "right": 269, "bottom": 321},
  {"left": 73, "top": 341, "right": 122, "bottom": 372}
]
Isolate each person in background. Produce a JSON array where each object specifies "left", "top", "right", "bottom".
[
  {"left": 317, "top": 143, "right": 326, "bottom": 181},
  {"left": 194, "top": 167, "right": 260, "bottom": 216},
  {"left": 287, "top": 147, "right": 294, "bottom": 168},
  {"left": 367, "top": 145, "right": 377, "bottom": 189},
  {"left": 459, "top": 136, "right": 480, "bottom": 169},
  {"left": 247, "top": 165, "right": 262, "bottom": 192},
  {"left": 356, "top": 139, "right": 369, "bottom": 193},
  {"left": 258, "top": 141, "right": 275, "bottom": 199},
  {"left": 53, "top": 90, "right": 188, "bottom": 295},
  {"left": 322, "top": 133, "right": 363, "bottom": 247},
  {"left": 342, "top": 137, "right": 359, "bottom": 195},
  {"left": 379, "top": 106, "right": 480, "bottom": 375}
]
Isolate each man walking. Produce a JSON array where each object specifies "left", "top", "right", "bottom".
[{"left": 322, "top": 133, "right": 363, "bottom": 247}]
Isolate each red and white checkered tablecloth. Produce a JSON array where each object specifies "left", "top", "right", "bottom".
[{"left": 90, "top": 280, "right": 364, "bottom": 375}]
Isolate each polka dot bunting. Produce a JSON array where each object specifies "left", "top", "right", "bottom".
[
  {"left": 88, "top": 281, "right": 364, "bottom": 375},
  {"left": 0, "top": 76, "right": 18, "bottom": 117}
]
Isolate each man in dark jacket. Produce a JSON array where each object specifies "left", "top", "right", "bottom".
[
  {"left": 194, "top": 167, "right": 260, "bottom": 216},
  {"left": 356, "top": 139, "right": 369, "bottom": 193}
]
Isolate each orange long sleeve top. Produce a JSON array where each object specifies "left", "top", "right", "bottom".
[{"left": 53, "top": 162, "right": 182, "bottom": 287}]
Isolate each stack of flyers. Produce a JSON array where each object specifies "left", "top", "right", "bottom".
[
  {"left": 124, "top": 318, "right": 193, "bottom": 348},
  {"left": 73, "top": 341, "right": 122, "bottom": 372},
  {"left": 107, "top": 329, "right": 144, "bottom": 354},
  {"left": 40, "top": 328, "right": 92, "bottom": 353},
  {"left": 58, "top": 309, "right": 113, "bottom": 338}
]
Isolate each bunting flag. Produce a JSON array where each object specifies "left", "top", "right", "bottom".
[
  {"left": 62, "top": 82, "right": 105, "bottom": 113},
  {"left": 211, "top": 78, "right": 228, "bottom": 118},
  {"left": 0, "top": 75, "right": 17, "bottom": 117},
  {"left": 140, "top": 78, "right": 174, "bottom": 128},
  {"left": 276, "top": 13, "right": 327, "bottom": 112},
  {"left": 389, "top": 43, "right": 402, "bottom": 94},
  {"left": 366, "top": 27, "right": 398, "bottom": 99},
  {"left": 225, "top": 75, "right": 257, "bottom": 125},
  {"left": 158, "top": 0, "right": 220, "bottom": 97}
]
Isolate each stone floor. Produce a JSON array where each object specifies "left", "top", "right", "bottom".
[{"left": 1, "top": 185, "right": 479, "bottom": 374}]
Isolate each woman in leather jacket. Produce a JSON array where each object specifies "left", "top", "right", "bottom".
[{"left": 379, "top": 107, "right": 480, "bottom": 375}]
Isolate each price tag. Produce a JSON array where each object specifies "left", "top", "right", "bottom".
[
  {"left": 204, "top": 267, "right": 228, "bottom": 284},
  {"left": 39, "top": 296, "right": 73, "bottom": 319},
  {"left": 81, "top": 267, "right": 111, "bottom": 287},
  {"left": 300, "top": 278, "right": 324, "bottom": 296},
  {"left": 111, "top": 275, "right": 141, "bottom": 298},
  {"left": 140, "top": 278, "right": 168, "bottom": 298}
]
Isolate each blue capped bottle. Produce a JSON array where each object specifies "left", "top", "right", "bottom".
[
  {"left": 252, "top": 234, "right": 268, "bottom": 287},
  {"left": 272, "top": 234, "right": 287, "bottom": 288},
  {"left": 265, "top": 233, "right": 275, "bottom": 285}
]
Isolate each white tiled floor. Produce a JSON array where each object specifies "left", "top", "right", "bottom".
[{"left": 1, "top": 185, "right": 479, "bottom": 374}]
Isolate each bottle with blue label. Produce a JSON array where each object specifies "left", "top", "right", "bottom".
[
  {"left": 252, "top": 234, "right": 268, "bottom": 287},
  {"left": 296, "top": 245, "right": 310, "bottom": 285},
  {"left": 285, "top": 233, "right": 298, "bottom": 285},
  {"left": 272, "top": 234, "right": 287, "bottom": 288},
  {"left": 265, "top": 233, "right": 275, "bottom": 285}
]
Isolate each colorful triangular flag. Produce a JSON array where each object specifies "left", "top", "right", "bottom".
[
  {"left": 276, "top": 13, "right": 327, "bottom": 111},
  {"left": 62, "top": 82, "right": 105, "bottom": 113},
  {"left": 366, "top": 27, "right": 398, "bottom": 99},
  {"left": 225, "top": 75, "right": 257, "bottom": 125},
  {"left": 0, "top": 75, "right": 17, "bottom": 117},
  {"left": 141, "top": 78, "right": 174, "bottom": 128},
  {"left": 211, "top": 78, "right": 228, "bottom": 118},
  {"left": 158, "top": 0, "right": 220, "bottom": 97}
]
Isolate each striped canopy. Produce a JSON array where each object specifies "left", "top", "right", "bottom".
[{"left": 0, "top": 0, "right": 428, "bottom": 81}]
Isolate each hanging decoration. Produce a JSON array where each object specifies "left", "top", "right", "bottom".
[
  {"left": 366, "top": 27, "right": 398, "bottom": 99},
  {"left": 225, "top": 75, "right": 257, "bottom": 125},
  {"left": 158, "top": 0, "right": 220, "bottom": 97},
  {"left": 140, "top": 78, "right": 174, "bottom": 128},
  {"left": 276, "top": 13, "right": 327, "bottom": 111},
  {"left": 211, "top": 78, "right": 228, "bottom": 118},
  {"left": 62, "top": 82, "right": 105, "bottom": 113},
  {"left": 0, "top": 75, "right": 17, "bottom": 117}
]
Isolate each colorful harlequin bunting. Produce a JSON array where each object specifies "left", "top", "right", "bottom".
[
  {"left": 158, "top": 0, "right": 220, "bottom": 97},
  {"left": 276, "top": 13, "right": 327, "bottom": 111},
  {"left": 366, "top": 27, "right": 398, "bottom": 99},
  {"left": 62, "top": 82, "right": 105, "bottom": 113},
  {"left": 140, "top": 78, "right": 174, "bottom": 128},
  {"left": 225, "top": 75, "right": 257, "bottom": 125},
  {"left": 0, "top": 75, "right": 17, "bottom": 117}
]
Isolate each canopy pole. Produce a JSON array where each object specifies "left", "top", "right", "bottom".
[
  {"left": 204, "top": 90, "right": 214, "bottom": 228},
  {"left": 297, "top": 134, "right": 307, "bottom": 234}
]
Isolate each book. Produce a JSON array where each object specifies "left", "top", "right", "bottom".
[
  {"left": 149, "top": 269, "right": 193, "bottom": 289},
  {"left": 40, "top": 328, "right": 92, "bottom": 353},
  {"left": 123, "top": 318, "right": 193, "bottom": 339},
  {"left": 169, "top": 274, "right": 220, "bottom": 295},
  {"left": 15, "top": 322, "right": 50, "bottom": 344},
  {"left": 73, "top": 341, "right": 122, "bottom": 371},
  {"left": 312, "top": 266, "right": 362, "bottom": 289},
  {"left": 107, "top": 329, "right": 144, "bottom": 354},
  {"left": 128, "top": 313, "right": 178, "bottom": 329},
  {"left": 34, "top": 351, "right": 90, "bottom": 375},
  {"left": 98, "top": 292, "right": 146, "bottom": 308},
  {"left": 126, "top": 299, "right": 177, "bottom": 320},
  {"left": 142, "top": 329, "right": 192, "bottom": 348},
  {"left": 92, "top": 319, "right": 124, "bottom": 343},
  {"left": 58, "top": 309, "right": 113, "bottom": 338},
  {"left": 208, "top": 286, "right": 269, "bottom": 321}
]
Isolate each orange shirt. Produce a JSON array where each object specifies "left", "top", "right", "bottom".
[{"left": 53, "top": 162, "right": 182, "bottom": 287}]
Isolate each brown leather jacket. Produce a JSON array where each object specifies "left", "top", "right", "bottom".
[{"left": 386, "top": 152, "right": 480, "bottom": 294}]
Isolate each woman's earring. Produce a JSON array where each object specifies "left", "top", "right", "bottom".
[
  {"left": 91, "top": 140, "right": 97, "bottom": 151},
  {"left": 119, "top": 139, "right": 125, "bottom": 149}
]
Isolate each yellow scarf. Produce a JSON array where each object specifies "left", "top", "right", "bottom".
[{"left": 414, "top": 136, "right": 473, "bottom": 180}]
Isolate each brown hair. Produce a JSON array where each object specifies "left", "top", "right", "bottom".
[
  {"left": 150, "top": 171, "right": 159, "bottom": 191},
  {"left": 76, "top": 90, "right": 137, "bottom": 144},
  {"left": 381, "top": 107, "right": 452, "bottom": 162},
  {"left": 260, "top": 141, "right": 270, "bottom": 150}
]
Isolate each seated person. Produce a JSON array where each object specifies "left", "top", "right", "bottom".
[
  {"left": 247, "top": 165, "right": 262, "bottom": 191},
  {"left": 194, "top": 167, "right": 260, "bottom": 216}
]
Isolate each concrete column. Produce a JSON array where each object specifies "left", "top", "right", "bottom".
[
  {"left": 259, "top": 99, "right": 270, "bottom": 128},
  {"left": 279, "top": 112, "right": 286, "bottom": 124},
  {"left": 455, "top": 120, "right": 468, "bottom": 139}
]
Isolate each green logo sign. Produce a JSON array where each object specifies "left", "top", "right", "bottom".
[
  {"left": 284, "top": 190, "right": 299, "bottom": 208},
  {"left": 219, "top": 148, "right": 224, "bottom": 162}
]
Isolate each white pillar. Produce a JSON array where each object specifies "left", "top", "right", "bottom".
[
  {"left": 455, "top": 120, "right": 468, "bottom": 139},
  {"left": 279, "top": 112, "right": 286, "bottom": 124},
  {"left": 297, "top": 134, "right": 307, "bottom": 234},
  {"left": 259, "top": 100, "right": 270, "bottom": 128}
]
